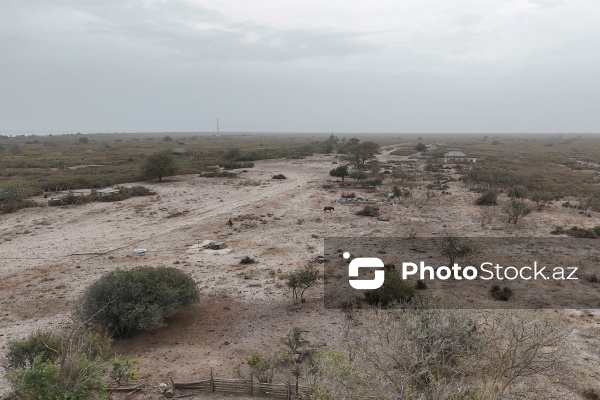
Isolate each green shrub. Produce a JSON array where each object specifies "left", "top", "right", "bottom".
[
  {"left": 0, "top": 176, "right": 40, "bottom": 214},
  {"left": 240, "top": 256, "right": 256, "bottom": 264},
  {"left": 356, "top": 205, "right": 379, "bottom": 217},
  {"left": 123, "top": 185, "right": 155, "bottom": 197},
  {"left": 272, "top": 174, "right": 287, "bottom": 179},
  {"left": 79, "top": 266, "right": 200, "bottom": 338},
  {"left": 414, "top": 142, "right": 427, "bottom": 152},
  {"left": 551, "top": 225, "right": 600, "bottom": 238},
  {"left": 6, "top": 330, "right": 63, "bottom": 369},
  {"left": 361, "top": 177, "right": 383, "bottom": 187},
  {"left": 507, "top": 185, "right": 528, "bottom": 199},
  {"left": 490, "top": 285, "right": 513, "bottom": 301},
  {"left": 475, "top": 189, "right": 499, "bottom": 206},
  {"left": 8, "top": 356, "right": 63, "bottom": 399},
  {"left": 6, "top": 328, "right": 114, "bottom": 400},
  {"left": 424, "top": 163, "right": 441, "bottom": 172},
  {"left": 415, "top": 279, "right": 427, "bottom": 290},
  {"left": 245, "top": 350, "right": 278, "bottom": 383},
  {"left": 142, "top": 152, "right": 178, "bottom": 181},
  {"left": 364, "top": 265, "right": 414, "bottom": 307}
]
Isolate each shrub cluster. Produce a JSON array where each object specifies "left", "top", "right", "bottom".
[
  {"left": 272, "top": 174, "right": 287, "bottom": 179},
  {"left": 0, "top": 177, "right": 40, "bottom": 215},
  {"left": 550, "top": 225, "right": 600, "bottom": 238},
  {"left": 463, "top": 168, "right": 523, "bottom": 186},
  {"left": 475, "top": 189, "right": 499, "bottom": 206},
  {"left": 49, "top": 185, "right": 155, "bottom": 207}
]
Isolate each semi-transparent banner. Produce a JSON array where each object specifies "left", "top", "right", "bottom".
[{"left": 324, "top": 237, "right": 600, "bottom": 309}]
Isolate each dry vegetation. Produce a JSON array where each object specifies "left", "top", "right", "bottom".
[{"left": 1, "top": 132, "right": 600, "bottom": 399}]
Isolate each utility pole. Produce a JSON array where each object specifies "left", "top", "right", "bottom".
[{"left": 217, "top": 118, "right": 220, "bottom": 136}]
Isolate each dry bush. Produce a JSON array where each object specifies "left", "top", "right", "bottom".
[{"left": 309, "top": 308, "right": 570, "bottom": 400}]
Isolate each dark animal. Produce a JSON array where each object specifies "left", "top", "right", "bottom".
[
  {"left": 324, "top": 206, "right": 335, "bottom": 213},
  {"left": 227, "top": 219, "right": 233, "bottom": 227}
]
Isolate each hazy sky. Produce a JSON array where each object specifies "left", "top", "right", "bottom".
[{"left": 1, "top": 0, "right": 599, "bottom": 134}]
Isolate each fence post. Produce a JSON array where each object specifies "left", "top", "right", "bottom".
[
  {"left": 250, "top": 372, "right": 253, "bottom": 396},
  {"left": 210, "top": 367, "right": 215, "bottom": 392},
  {"left": 287, "top": 372, "right": 291, "bottom": 400}
]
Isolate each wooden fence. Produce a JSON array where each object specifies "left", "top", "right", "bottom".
[{"left": 170, "top": 368, "right": 309, "bottom": 399}]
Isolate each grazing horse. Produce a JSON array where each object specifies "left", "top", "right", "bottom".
[{"left": 324, "top": 206, "right": 335, "bottom": 213}]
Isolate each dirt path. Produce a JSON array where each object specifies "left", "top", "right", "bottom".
[{"left": 1, "top": 153, "right": 600, "bottom": 398}]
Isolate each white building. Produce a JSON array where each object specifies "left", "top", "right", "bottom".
[{"left": 438, "top": 150, "right": 477, "bottom": 163}]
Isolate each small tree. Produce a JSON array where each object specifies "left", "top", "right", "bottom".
[
  {"left": 345, "top": 141, "right": 380, "bottom": 169},
  {"left": 440, "top": 233, "right": 476, "bottom": 266},
  {"left": 423, "top": 190, "right": 435, "bottom": 205},
  {"left": 108, "top": 356, "right": 138, "bottom": 386},
  {"left": 414, "top": 142, "right": 427, "bottom": 152},
  {"left": 246, "top": 350, "right": 278, "bottom": 383},
  {"left": 392, "top": 186, "right": 411, "bottom": 205},
  {"left": 507, "top": 185, "right": 528, "bottom": 199},
  {"left": 530, "top": 191, "right": 551, "bottom": 211},
  {"left": 479, "top": 206, "right": 494, "bottom": 227},
  {"left": 502, "top": 198, "right": 531, "bottom": 225},
  {"left": 286, "top": 265, "right": 322, "bottom": 304},
  {"left": 577, "top": 196, "right": 598, "bottom": 216},
  {"left": 283, "top": 327, "right": 307, "bottom": 359},
  {"left": 142, "top": 152, "right": 178, "bottom": 181},
  {"left": 390, "top": 168, "right": 408, "bottom": 183}
]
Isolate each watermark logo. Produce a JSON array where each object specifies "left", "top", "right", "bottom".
[
  {"left": 326, "top": 237, "right": 593, "bottom": 310},
  {"left": 346, "top": 252, "right": 385, "bottom": 290}
]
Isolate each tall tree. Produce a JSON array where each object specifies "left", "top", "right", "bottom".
[
  {"left": 346, "top": 141, "right": 380, "bottom": 169},
  {"left": 329, "top": 165, "right": 349, "bottom": 181},
  {"left": 142, "top": 152, "right": 178, "bottom": 181}
]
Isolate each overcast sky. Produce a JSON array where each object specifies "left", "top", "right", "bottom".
[{"left": 1, "top": 0, "right": 599, "bottom": 134}]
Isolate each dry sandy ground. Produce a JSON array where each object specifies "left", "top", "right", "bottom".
[{"left": 1, "top": 153, "right": 599, "bottom": 398}]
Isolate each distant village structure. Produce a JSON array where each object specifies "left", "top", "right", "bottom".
[{"left": 438, "top": 150, "right": 478, "bottom": 163}]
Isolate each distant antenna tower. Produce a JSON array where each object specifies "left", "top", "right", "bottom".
[{"left": 217, "top": 118, "right": 220, "bottom": 136}]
